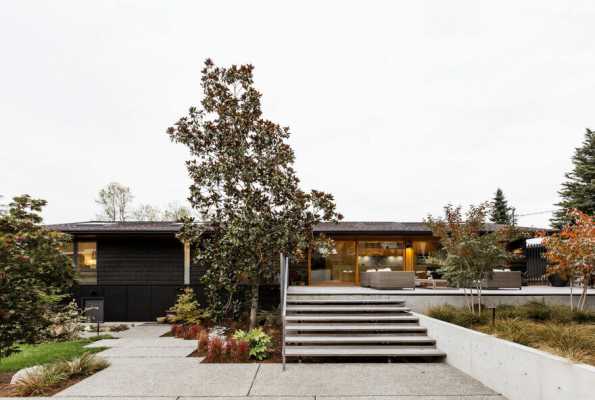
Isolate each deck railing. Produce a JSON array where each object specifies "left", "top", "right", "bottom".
[{"left": 280, "top": 253, "right": 289, "bottom": 371}]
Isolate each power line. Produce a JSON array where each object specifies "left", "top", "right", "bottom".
[{"left": 516, "top": 210, "right": 556, "bottom": 217}]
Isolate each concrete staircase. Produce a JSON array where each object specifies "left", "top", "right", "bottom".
[{"left": 284, "top": 293, "right": 445, "bottom": 359}]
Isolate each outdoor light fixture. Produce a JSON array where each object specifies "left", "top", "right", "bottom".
[{"left": 487, "top": 305, "right": 497, "bottom": 328}]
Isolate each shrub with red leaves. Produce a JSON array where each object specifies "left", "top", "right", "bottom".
[
  {"left": 226, "top": 338, "right": 239, "bottom": 361},
  {"left": 236, "top": 340, "right": 250, "bottom": 362},
  {"left": 198, "top": 330, "right": 209, "bottom": 351},
  {"left": 206, "top": 336, "right": 224, "bottom": 362},
  {"left": 187, "top": 324, "right": 200, "bottom": 340},
  {"left": 175, "top": 325, "right": 185, "bottom": 338}
]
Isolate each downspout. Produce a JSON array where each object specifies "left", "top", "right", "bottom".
[{"left": 183, "top": 240, "right": 190, "bottom": 285}]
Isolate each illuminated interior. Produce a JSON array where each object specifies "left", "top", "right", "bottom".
[
  {"left": 311, "top": 240, "right": 356, "bottom": 285},
  {"left": 358, "top": 241, "right": 404, "bottom": 272},
  {"left": 308, "top": 237, "right": 441, "bottom": 286},
  {"left": 77, "top": 242, "right": 97, "bottom": 269}
]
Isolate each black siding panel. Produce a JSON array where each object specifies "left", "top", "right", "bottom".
[
  {"left": 127, "top": 286, "right": 153, "bottom": 321},
  {"left": 98, "top": 237, "right": 184, "bottom": 285},
  {"left": 103, "top": 286, "right": 128, "bottom": 321},
  {"left": 151, "top": 286, "right": 179, "bottom": 320}
]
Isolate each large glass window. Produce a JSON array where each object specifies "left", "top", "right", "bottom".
[
  {"left": 413, "top": 240, "right": 440, "bottom": 277},
  {"left": 75, "top": 241, "right": 97, "bottom": 285},
  {"left": 77, "top": 242, "right": 97, "bottom": 269},
  {"left": 358, "top": 241, "right": 404, "bottom": 272},
  {"left": 311, "top": 240, "right": 356, "bottom": 285}
]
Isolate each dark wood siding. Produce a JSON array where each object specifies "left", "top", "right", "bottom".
[
  {"left": 75, "top": 284, "right": 206, "bottom": 321},
  {"left": 97, "top": 237, "right": 184, "bottom": 285}
]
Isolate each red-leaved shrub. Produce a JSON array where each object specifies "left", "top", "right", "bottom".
[
  {"left": 198, "top": 330, "right": 209, "bottom": 351},
  {"left": 190, "top": 324, "right": 202, "bottom": 339},
  {"left": 177, "top": 325, "right": 186, "bottom": 338},
  {"left": 172, "top": 324, "right": 186, "bottom": 338},
  {"left": 237, "top": 340, "right": 250, "bottom": 362},
  {"left": 206, "top": 336, "right": 224, "bottom": 362},
  {"left": 182, "top": 324, "right": 199, "bottom": 340},
  {"left": 226, "top": 338, "right": 238, "bottom": 361}
]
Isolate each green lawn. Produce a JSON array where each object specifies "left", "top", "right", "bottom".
[{"left": 0, "top": 335, "right": 113, "bottom": 373}]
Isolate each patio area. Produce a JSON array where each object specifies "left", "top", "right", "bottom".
[
  {"left": 289, "top": 285, "right": 595, "bottom": 296},
  {"left": 288, "top": 285, "right": 595, "bottom": 311}
]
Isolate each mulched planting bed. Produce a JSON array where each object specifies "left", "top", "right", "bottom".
[
  {"left": 428, "top": 302, "right": 595, "bottom": 366},
  {"left": 170, "top": 317, "right": 283, "bottom": 363},
  {"left": 0, "top": 376, "right": 89, "bottom": 397},
  {"left": 188, "top": 326, "right": 282, "bottom": 363}
]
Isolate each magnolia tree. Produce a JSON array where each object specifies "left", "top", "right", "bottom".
[
  {"left": 168, "top": 60, "right": 342, "bottom": 328},
  {"left": 0, "top": 195, "right": 75, "bottom": 359},
  {"left": 425, "top": 203, "right": 509, "bottom": 315},
  {"left": 541, "top": 209, "right": 594, "bottom": 311}
]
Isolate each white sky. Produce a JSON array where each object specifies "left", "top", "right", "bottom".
[{"left": 1, "top": 1, "right": 593, "bottom": 228}]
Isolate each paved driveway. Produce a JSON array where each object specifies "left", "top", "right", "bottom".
[{"left": 8, "top": 323, "right": 505, "bottom": 400}]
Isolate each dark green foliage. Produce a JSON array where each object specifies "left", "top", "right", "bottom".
[
  {"left": 428, "top": 303, "right": 595, "bottom": 365},
  {"left": 0, "top": 195, "right": 75, "bottom": 360},
  {"left": 428, "top": 301, "right": 595, "bottom": 327},
  {"left": 572, "top": 310, "right": 595, "bottom": 323},
  {"left": 167, "top": 60, "right": 342, "bottom": 327},
  {"left": 427, "top": 305, "right": 488, "bottom": 327},
  {"left": 522, "top": 301, "right": 552, "bottom": 321},
  {"left": 551, "top": 129, "right": 595, "bottom": 228},
  {"left": 489, "top": 188, "right": 514, "bottom": 225}
]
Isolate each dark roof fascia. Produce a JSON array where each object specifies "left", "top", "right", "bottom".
[
  {"left": 315, "top": 230, "right": 434, "bottom": 236},
  {"left": 65, "top": 231, "right": 179, "bottom": 238}
]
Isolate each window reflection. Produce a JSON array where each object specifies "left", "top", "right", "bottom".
[
  {"left": 77, "top": 242, "right": 97, "bottom": 269},
  {"left": 311, "top": 240, "right": 356, "bottom": 285},
  {"left": 358, "top": 241, "right": 404, "bottom": 272}
]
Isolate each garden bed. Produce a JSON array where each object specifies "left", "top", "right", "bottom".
[
  {"left": 0, "top": 335, "right": 113, "bottom": 397},
  {"left": 0, "top": 375, "right": 87, "bottom": 397},
  {"left": 168, "top": 318, "right": 283, "bottom": 363},
  {"left": 426, "top": 302, "right": 595, "bottom": 366}
]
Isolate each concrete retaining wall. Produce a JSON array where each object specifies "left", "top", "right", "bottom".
[
  {"left": 417, "top": 313, "right": 595, "bottom": 400},
  {"left": 405, "top": 294, "right": 595, "bottom": 313}
]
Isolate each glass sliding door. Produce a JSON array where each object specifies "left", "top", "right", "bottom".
[
  {"left": 311, "top": 240, "right": 356, "bottom": 285},
  {"left": 357, "top": 241, "right": 405, "bottom": 273}
]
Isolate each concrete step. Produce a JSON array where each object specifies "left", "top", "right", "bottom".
[
  {"left": 286, "top": 305, "right": 411, "bottom": 313},
  {"left": 285, "top": 335, "right": 436, "bottom": 345},
  {"left": 287, "top": 298, "right": 405, "bottom": 305},
  {"left": 284, "top": 345, "right": 446, "bottom": 357},
  {"left": 286, "top": 323, "right": 427, "bottom": 333},
  {"left": 286, "top": 314, "right": 418, "bottom": 322}
]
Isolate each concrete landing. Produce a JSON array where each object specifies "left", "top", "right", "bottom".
[{"left": 25, "top": 324, "right": 504, "bottom": 400}]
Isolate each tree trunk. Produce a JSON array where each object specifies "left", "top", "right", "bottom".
[
  {"left": 569, "top": 277, "right": 574, "bottom": 311},
  {"left": 477, "top": 283, "right": 482, "bottom": 316},
  {"left": 579, "top": 280, "right": 588, "bottom": 311},
  {"left": 463, "top": 287, "right": 471, "bottom": 312},
  {"left": 249, "top": 282, "right": 259, "bottom": 330}
]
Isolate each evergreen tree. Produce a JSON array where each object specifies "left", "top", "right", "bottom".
[
  {"left": 490, "top": 188, "right": 512, "bottom": 224},
  {"left": 551, "top": 129, "right": 595, "bottom": 228},
  {"left": 0, "top": 196, "right": 75, "bottom": 359}
]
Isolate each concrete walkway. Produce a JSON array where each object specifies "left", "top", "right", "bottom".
[{"left": 3, "top": 324, "right": 505, "bottom": 399}]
